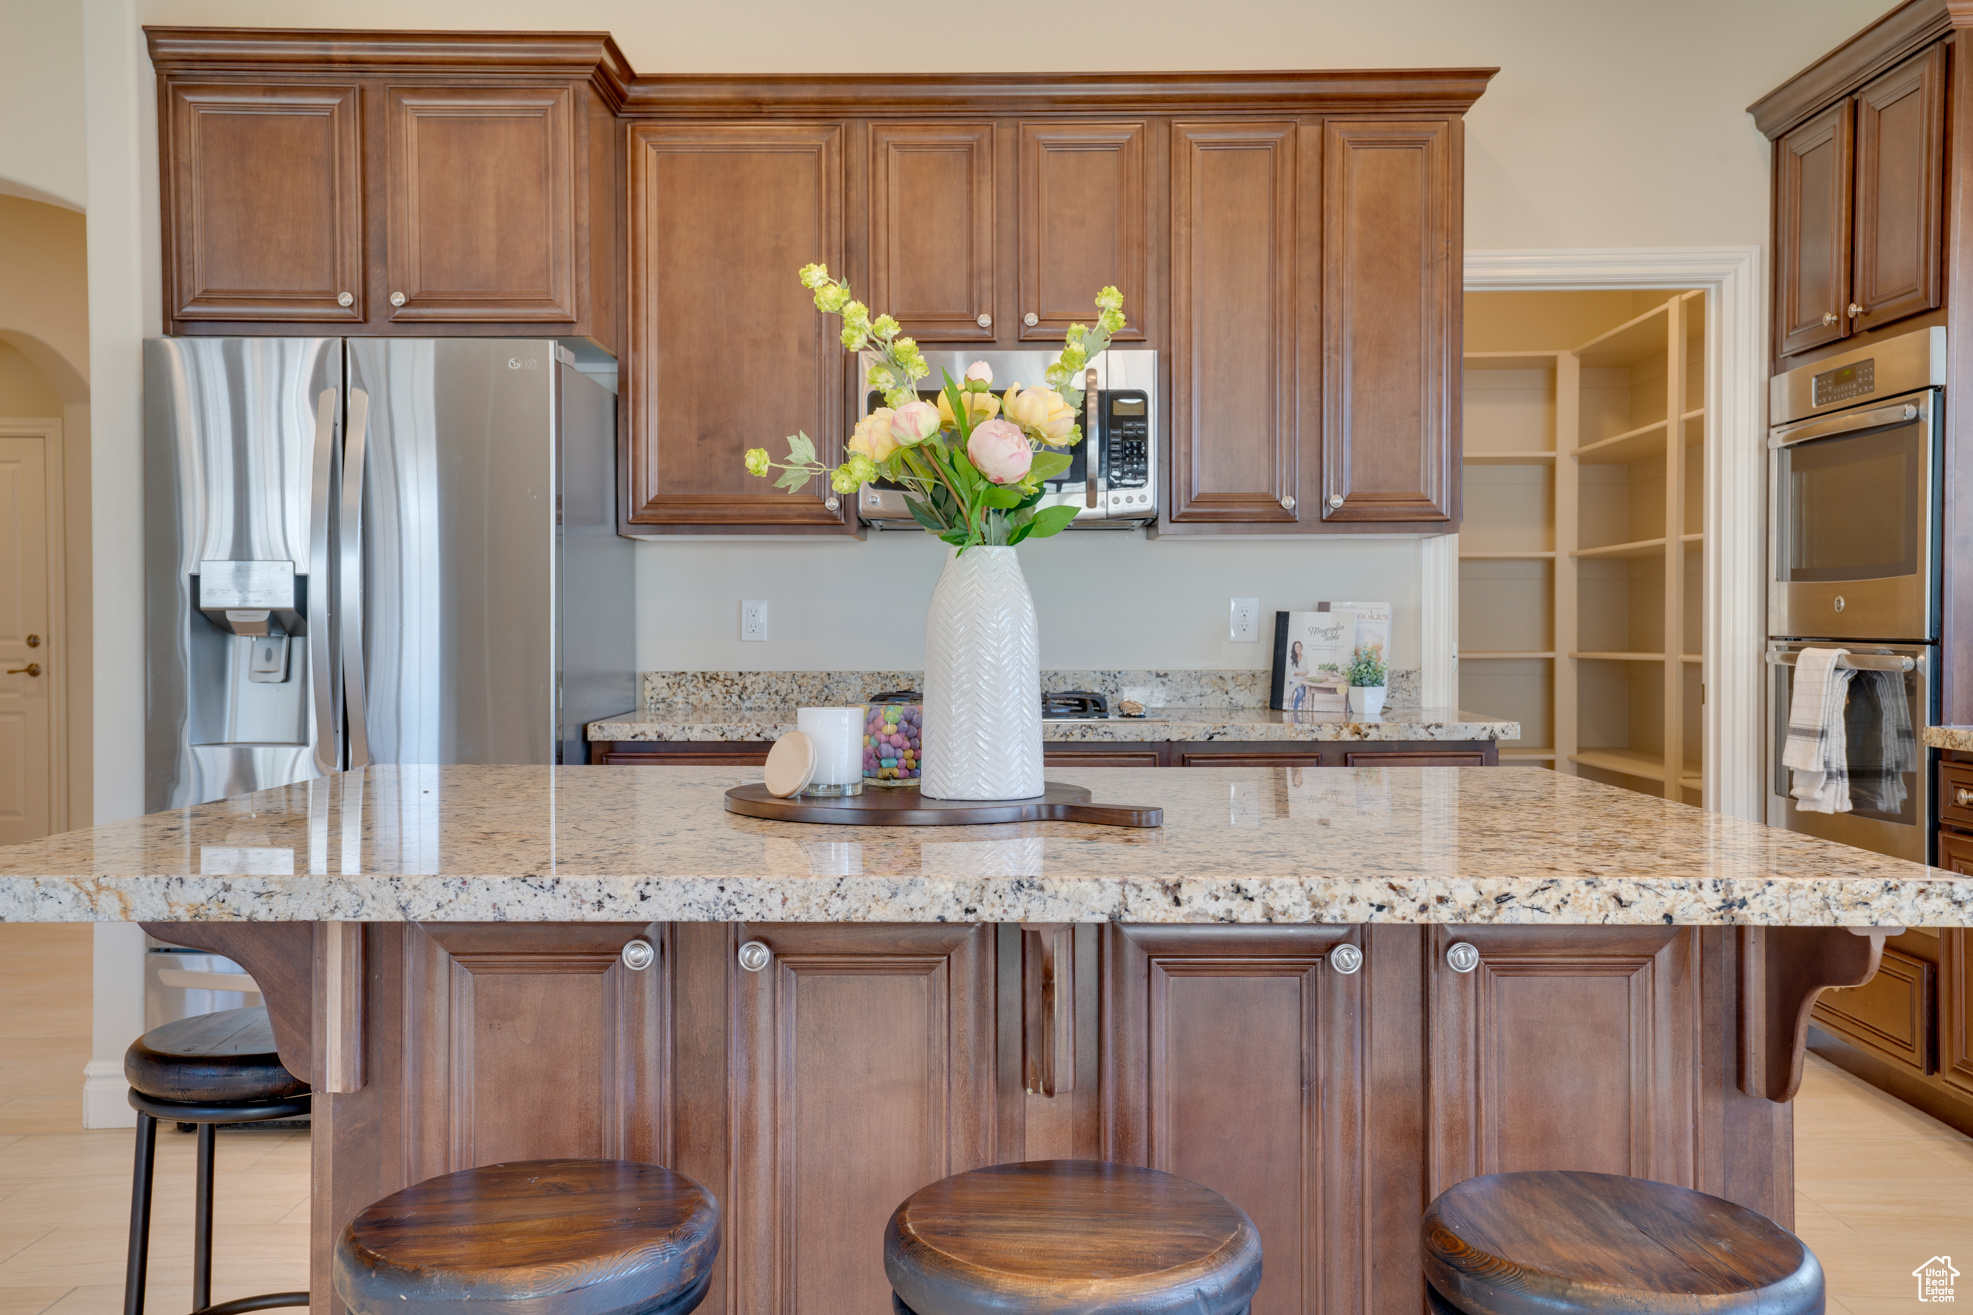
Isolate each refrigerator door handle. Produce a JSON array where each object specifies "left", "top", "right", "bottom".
[
  {"left": 308, "top": 388, "right": 340, "bottom": 776},
  {"left": 340, "top": 387, "right": 372, "bottom": 771}
]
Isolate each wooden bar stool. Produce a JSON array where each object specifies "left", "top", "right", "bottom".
[
  {"left": 1423, "top": 1171, "right": 1825, "bottom": 1315},
  {"left": 884, "top": 1159, "right": 1261, "bottom": 1315},
  {"left": 333, "top": 1160, "right": 721, "bottom": 1315},
  {"left": 123, "top": 1006, "right": 312, "bottom": 1315}
]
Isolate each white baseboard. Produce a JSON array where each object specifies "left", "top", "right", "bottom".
[{"left": 83, "top": 1059, "right": 134, "bottom": 1129}]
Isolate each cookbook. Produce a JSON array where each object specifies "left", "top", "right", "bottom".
[{"left": 1269, "top": 601, "right": 1390, "bottom": 712}]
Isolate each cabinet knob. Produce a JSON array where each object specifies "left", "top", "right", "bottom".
[
  {"left": 1848, "top": 303, "right": 1864, "bottom": 318},
  {"left": 977, "top": 313, "right": 992, "bottom": 329},
  {"left": 825, "top": 494, "right": 841, "bottom": 512},
  {"left": 1445, "top": 941, "right": 1480, "bottom": 973},
  {"left": 738, "top": 940, "right": 772, "bottom": 972},
  {"left": 337, "top": 292, "right": 354, "bottom": 308},
  {"left": 1956, "top": 787, "right": 1973, "bottom": 808},
  {"left": 620, "top": 938, "right": 656, "bottom": 971},
  {"left": 1330, "top": 944, "right": 1363, "bottom": 974},
  {"left": 1023, "top": 312, "right": 1039, "bottom": 328},
  {"left": 1822, "top": 311, "right": 1839, "bottom": 327},
  {"left": 1328, "top": 493, "right": 1345, "bottom": 509},
  {"left": 390, "top": 292, "right": 407, "bottom": 307},
  {"left": 1279, "top": 494, "right": 1296, "bottom": 511}
]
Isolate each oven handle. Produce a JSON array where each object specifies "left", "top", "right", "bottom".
[
  {"left": 1766, "top": 651, "right": 1917, "bottom": 672},
  {"left": 1769, "top": 396, "right": 1929, "bottom": 448}
]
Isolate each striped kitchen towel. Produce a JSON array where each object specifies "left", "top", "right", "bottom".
[{"left": 1783, "top": 646, "right": 1856, "bottom": 814}]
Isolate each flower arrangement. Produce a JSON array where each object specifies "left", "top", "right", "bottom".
[
  {"left": 744, "top": 265, "right": 1128, "bottom": 550},
  {"left": 1344, "top": 645, "right": 1388, "bottom": 689}
]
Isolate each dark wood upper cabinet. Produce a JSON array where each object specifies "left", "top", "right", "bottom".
[
  {"left": 1168, "top": 120, "right": 1305, "bottom": 525},
  {"left": 162, "top": 82, "right": 365, "bottom": 322},
  {"left": 868, "top": 123, "right": 997, "bottom": 343},
  {"left": 1776, "top": 100, "right": 1854, "bottom": 358},
  {"left": 625, "top": 122, "right": 847, "bottom": 531},
  {"left": 1017, "top": 122, "right": 1148, "bottom": 343},
  {"left": 1321, "top": 118, "right": 1458, "bottom": 524},
  {"left": 1851, "top": 45, "right": 1946, "bottom": 334},
  {"left": 383, "top": 85, "right": 579, "bottom": 323}
]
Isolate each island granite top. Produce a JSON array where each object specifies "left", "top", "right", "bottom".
[
  {"left": 587, "top": 706, "right": 1520, "bottom": 744},
  {"left": 1925, "top": 726, "right": 1973, "bottom": 752},
  {"left": 0, "top": 764, "right": 1964, "bottom": 926}
]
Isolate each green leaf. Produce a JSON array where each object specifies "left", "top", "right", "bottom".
[
  {"left": 950, "top": 447, "right": 981, "bottom": 493},
  {"left": 940, "top": 371, "right": 973, "bottom": 442},
  {"left": 980, "top": 485, "right": 1024, "bottom": 509},
  {"left": 786, "top": 431, "right": 816, "bottom": 466},
  {"left": 1008, "top": 522, "right": 1034, "bottom": 545},
  {"left": 939, "top": 529, "right": 970, "bottom": 548},
  {"left": 1025, "top": 504, "right": 1081, "bottom": 539},
  {"left": 774, "top": 467, "right": 811, "bottom": 491},
  {"left": 1028, "top": 451, "right": 1072, "bottom": 483},
  {"left": 903, "top": 496, "right": 948, "bottom": 535}
]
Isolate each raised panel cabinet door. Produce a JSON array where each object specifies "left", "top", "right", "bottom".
[
  {"left": 1426, "top": 926, "right": 1699, "bottom": 1195},
  {"left": 397, "top": 922, "right": 672, "bottom": 1183},
  {"left": 1104, "top": 925, "right": 1365, "bottom": 1315},
  {"left": 1939, "top": 931, "right": 1973, "bottom": 1095},
  {"left": 1811, "top": 944, "right": 1935, "bottom": 1073},
  {"left": 1321, "top": 118, "right": 1457, "bottom": 524},
  {"left": 1018, "top": 122, "right": 1148, "bottom": 342},
  {"left": 163, "top": 82, "right": 364, "bottom": 322},
  {"left": 1852, "top": 45, "right": 1947, "bottom": 334},
  {"left": 869, "top": 123, "right": 996, "bottom": 342},
  {"left": 722, "top": 923, "right": 997, "bottom": 1315},
  {"left": 383, "top": 85, "right": 579, "bottom": 322},
  {"left": 1938, "top": 827, "right": 1973, "bottom": 873},
  {"left": 627, "top": 123, "right": 846, "bottom": 529},
  {"left": 1775, "top": 100, "right": 1855, "bottom": 357},
  {"left": 1169, "top": 121, "right": 1302, "bottom": 523}
]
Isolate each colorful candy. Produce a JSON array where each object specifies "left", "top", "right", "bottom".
[{"left": 863, "top": 699, "right": 925, "bottom": 784}]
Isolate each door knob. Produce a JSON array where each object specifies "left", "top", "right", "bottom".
[
  {"left": 1822, "top": 311, "right": 1839, "bottom": 327},
  {"left": 1023, "top": 312, "right": 1039, "bottom": 327},
  {"left": 337, "top": 292, "right": 354, "bottom": 307},
  {"left": 1445, "top": 941, "right": 1480, "bottom": 973},
  {"left": 25, "top": 634, "right": 38, "bottom": 648},
  {"left": 1330, "top": 944, "right": 1363, "bottom": 974},
  {"left": 1848, "top": 303, "right": 1864, "bottom": 318},
  {"left": 620, "top": 938, "right": 656, "bottom": 971},
  {"left": 738, "top": 940, "right": 772, "bottom": 972},
  {"left": 7, "top": 664, "right": 40, "bottom": 677},
  {"left": 977, "top": 313, "right": 992, "bottom": 329},
  {"left": 390, "top": 292, "right": 407, "bottom": 307}
]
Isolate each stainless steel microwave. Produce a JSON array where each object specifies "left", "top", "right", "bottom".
[
  {"left": 1768, "top": 326, "right": 1944, "bottom": 642},
  {"left": 854, "top": 347, "right": 1158, "bottom": 529}
]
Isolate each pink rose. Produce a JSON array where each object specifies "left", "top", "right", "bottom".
[
  {"left": 964, "top": 360, "right": 993, "bottom": 385},
  {"left": 889, "top": 400, "right": 941, "bottom": 446},
  {"left": 967, "top": 419, "right": 1032, "bottom": 484}
]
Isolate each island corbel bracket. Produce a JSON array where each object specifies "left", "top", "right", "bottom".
[
  {"left": 1021, "top": 923, "right": 1074, "bottom": 1097},
  {"left": 138, "top": 920, "right": 365, "bottom": 1094},
  {"left": 1741, "top": 925, "right": 1896, "bottom": 1102}
]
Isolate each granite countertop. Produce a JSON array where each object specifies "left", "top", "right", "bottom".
[
  {"left": 588, "top": 706, "right": 1521, "bottom": 744},
  {"left": 1925, "top": 726, "right": 1973, "bottom": 752},
  {"left": 2, "top": 764, "right": 1964, "bottom": 925}
]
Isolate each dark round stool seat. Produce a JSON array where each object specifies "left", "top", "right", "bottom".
[
  {"left": 1423, "top": 1171, "right": 1824, "bottom": 1315},
  {"left": 884, "top": 1159, "right": 1261, "bottom": 1315},
  {"left": 124, "top": 1006, "right": 308, "bottom": 1105},
  {"left": 333, "top": 1160, "right": 720, "bottom": 1315}
]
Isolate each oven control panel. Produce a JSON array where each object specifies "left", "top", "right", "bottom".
[{"left": 1811, "top": 358, "right": 1876, "bottom": 408}]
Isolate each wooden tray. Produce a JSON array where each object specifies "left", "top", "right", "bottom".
[{"left": 723, "top": 782, "right": 1162, "bottom": 828}]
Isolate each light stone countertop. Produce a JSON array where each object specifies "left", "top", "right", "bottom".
[
  {"left": 588, "top": 706, "right": 1520, "bottom": 744},
  {"left": 0, "top": 764, "right": 1964, "bottom": 925},
  {"left": 1925, "top": 726, "right": 1973, "bottom": 752}
]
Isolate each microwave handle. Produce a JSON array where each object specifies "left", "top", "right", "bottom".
[
  {"left": 1084, "top": 368, "right": 1099, "bottom": 510},
  {"left": 1770, "top": 396, "right": 1928, "bottom": 448},
  {"left": 1766, "top": 651, "right": 1917, "bottom": 672}
]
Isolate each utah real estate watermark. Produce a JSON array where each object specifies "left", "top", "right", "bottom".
[{"left": 1916, "top": 1257, "right": 1961, "bottom": 1301}]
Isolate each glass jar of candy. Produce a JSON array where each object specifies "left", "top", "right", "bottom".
[{"left": 864, "top": 692, "right": 924, "bottom": 785}]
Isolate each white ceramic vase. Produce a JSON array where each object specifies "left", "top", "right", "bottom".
[
  {"left": 1348, "top": 685, "right": 1387, "bottom": 718},
  {"left": 919, "top": 545, "right": 1044, "bottom": 801}
]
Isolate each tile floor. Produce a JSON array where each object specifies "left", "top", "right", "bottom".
[{"left": 0, "top": 922, "right": 1966, "bottom": 1315}]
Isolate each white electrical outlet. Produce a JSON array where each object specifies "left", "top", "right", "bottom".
[
  {"left": 741, "top": 600, "right": 769, "bottom": 642},
  {"left": 1229, "top": 597, "right": 1261, "bottom": 642}
]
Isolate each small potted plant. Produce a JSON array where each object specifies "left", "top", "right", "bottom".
[{"left": 1344, "top": 646, "right": 1387, "bottom": 718}]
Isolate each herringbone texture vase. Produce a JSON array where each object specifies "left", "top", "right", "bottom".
[{"left": 920, "top": 546, "right": 1044, "bottom": 800}]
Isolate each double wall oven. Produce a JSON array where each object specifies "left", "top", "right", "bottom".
[{"left": 1767, "top": 326, "right": 1943, "bottom": 861}]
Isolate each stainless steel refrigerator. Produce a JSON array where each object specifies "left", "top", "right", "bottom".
[{"left": 145, "top": 337, "right": 632, "bottom": 811}]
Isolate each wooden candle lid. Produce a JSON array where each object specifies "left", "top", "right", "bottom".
[{"left": 762, "top": 731, "right": 815, "bottom": 797}]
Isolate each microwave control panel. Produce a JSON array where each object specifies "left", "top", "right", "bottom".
[{"left": 1105, "top": 392, "right": 1151, "bottom": 488}]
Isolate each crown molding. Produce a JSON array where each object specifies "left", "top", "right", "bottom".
[{"left": 1746, "top": 0, "right": 1950, "bottom": 140}]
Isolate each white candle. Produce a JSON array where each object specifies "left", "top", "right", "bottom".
[{"left": 796, "top": 707, "right": 864, "bottom": 796}]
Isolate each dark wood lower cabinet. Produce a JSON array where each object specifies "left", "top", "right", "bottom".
[{"left": 310, "top": 922, "right": 1787, "bottom": 1315}]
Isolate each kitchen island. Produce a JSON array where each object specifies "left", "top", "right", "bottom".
[{"left": 3, "top": 764, "right": 1966, "bottom": 1315}]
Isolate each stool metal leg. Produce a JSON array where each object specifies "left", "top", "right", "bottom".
[
  {"left": 123, "top": 1111, "right": 158, "bottom": 1315},
  {"left": 192, "top": 1122, "right": 217, "bottom": 1315}
]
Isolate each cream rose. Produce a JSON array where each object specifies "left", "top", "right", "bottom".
[
  {"left": 889, "top": 400, "right": 941, "bottom": 446},
  {"left": 964, "top": 360, "right": 993, "bottom": 385},
  {"left": 937, "top": 389, "right": 1000, "bottom": 428},
  {"left": 966, "top": 419, "right": 1032, "bottom": 485},
  {"left": 848, "top": 408, "right": 898, "bottom": 462},
  {"left": 1002, "top": 384, "right": 1078, "bottom": 444}
]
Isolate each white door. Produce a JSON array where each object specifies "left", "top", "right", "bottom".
[{"left": 0, "top": 434, "right": 52, "bottom": 843}]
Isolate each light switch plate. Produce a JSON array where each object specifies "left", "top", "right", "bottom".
[
  {"left": 741, "top": 600, "right": 768, "bottom": 642},
  {"left": 1230, "top": 597, "right": 1261, "bottom": 643}
]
